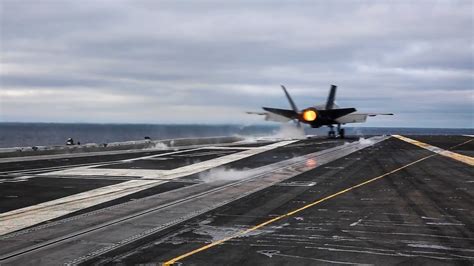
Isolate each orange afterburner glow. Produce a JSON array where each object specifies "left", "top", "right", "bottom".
[{"left": 302, "top": 109, "right": 317, "bottom": 122}]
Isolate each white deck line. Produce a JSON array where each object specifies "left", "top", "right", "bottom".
[
  {"left": 0, "top": 140, "right": 297, "bottom": 235},
  {"left": 0, "top": 139, "right": 243, "bottom": 164},
  {"left": 39, "top": 141, "right": 297, "bottom": 179},
  {"left": 121, "top": 147, "right": 203, "bottom": 162},
  {"left": 0, "top": 180, "right": 165, "bottom": 236},
  {"left": 197, "top": 146, "right": 258, "bottom": 150}
]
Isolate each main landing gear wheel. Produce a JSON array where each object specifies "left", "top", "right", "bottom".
[
  {"left": 328, "top": 130, "right": 336, "bottom": 139},
  {"left": 338, "top": 128, "right": 345, "bottom": 139},
  {"left": 336, "top": 124, "right": 345, "bottom": 139}
]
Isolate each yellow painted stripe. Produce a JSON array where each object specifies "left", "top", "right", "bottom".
[
  {"left": 162, "top": 153, "right": 436, "bottom": 265},
  {"left": 393, "top": 135, "right": 474, "bottom": 166}
]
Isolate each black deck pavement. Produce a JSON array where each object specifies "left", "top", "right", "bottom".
[
  {"left": 407, "top": 135, "right": 474, "bottom": 157},
  {"left": 91, "top": 137, "right": 474, "bottom": 265},
  {"left": 97, "top": 149, "right": 243, "bottom": 170},
  {"left": 0, "top": 135, "right": 472, "bottom": 265},
  {"left": 0, "top": 177, "right": 124, "bottom": 213},
  {"left": 0, "top": 150, "right": 180, "bottom": 173}
]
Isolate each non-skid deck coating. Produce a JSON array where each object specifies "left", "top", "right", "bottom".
[
  {"left": 0, "top": 149, "right": 178, "bottom": 173},
  {"left": 0, "top": 135, "right": 472, "bottom": 265},
  {"left": 0, "top": 177, "right": 124, "bottom": 213},
  {"left": 96, "top": 149, "right": 244, "bottom": 170},
  {"left": 157, "top": 138, "right": 473, "bottom": 266},
  {"left": 0, "top": 140, "right": 297, "bottom": 236},
  {"left": 406, "top": 135, "right": 474, "bottom": 157}
]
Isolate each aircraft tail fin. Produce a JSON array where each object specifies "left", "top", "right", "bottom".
[
  {"left": 325, "top": 85, "right": 337, "bottom": 110},
  {"left": 281, "top": 85, "right": 299, "bottom": 113}
]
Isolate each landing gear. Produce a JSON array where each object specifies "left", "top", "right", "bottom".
[
  {"left": 328, "top": 130, "right": 336, "bottom": 138},
  {"left": 328, "top": 125, "right": 345, "bottom": 139},
  {"left": 339, "top": 128, "right": 345, "bottom": 139},
  {"left": 328, "top": 126, "right": 336, "bottom": 138},
  {"left": 337, "top": 124, "right": 345, "bottom": 139}
]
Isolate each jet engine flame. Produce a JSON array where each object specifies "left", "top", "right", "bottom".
[{"left": 302, "top": 109, "right": 317, "bottom": 122}]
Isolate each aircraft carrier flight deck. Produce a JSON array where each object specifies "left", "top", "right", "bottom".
[{"left": 0, "top": 134, "right": 472, "bottom": 265}]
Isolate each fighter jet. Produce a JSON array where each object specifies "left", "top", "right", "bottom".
[{"left": 247, "top": 85, "right": 393, "bottom": 138}]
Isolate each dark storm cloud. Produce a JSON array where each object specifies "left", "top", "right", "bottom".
[{"left": 0, "top": 0, "right": 472, "bottom": 127}]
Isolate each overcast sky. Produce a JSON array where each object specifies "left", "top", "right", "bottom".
[{"left": 1, "top": 0, "right": 473, "bottom": 127}]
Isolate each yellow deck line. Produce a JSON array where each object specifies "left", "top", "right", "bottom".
[
  {"left": 392, "top": 135, "right": 474, "bottom": 166},
  {"left": 163, "top": 153, "right": 436, "bottom": 265}
]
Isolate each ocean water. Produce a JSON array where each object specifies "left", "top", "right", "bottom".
[
  {"left": 0, "top": 122, "right": 472, "bottom": 148},
  {"left": 0, "top": 123, "right": 277, "bottom": 148}
]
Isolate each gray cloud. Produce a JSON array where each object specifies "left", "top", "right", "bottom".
[{"left": 0, "top": 0, "right": 473, "bottom": 127}]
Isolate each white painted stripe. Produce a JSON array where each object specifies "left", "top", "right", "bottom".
[
  {"left": 0, "top": 147, "right": 173, "bottom": 164},
  {"left": 0, "top": 148, "right": 202, "bottom": 176},
  {"left": 0, "top": 138, "right": 243, "bottom": 164},
  {"left": 463, "top": 135, "right": 474, "bottom": 138},
  {"left": 121, "top": 148, "right": 202, "bottom": 162},
  {"left": 39, "top": 141, "right": 296, "bottom": 179},
  {"left": 0, "top": 180, "right": 164, "bottom": 236},
  {"left": 0, "top": 140, "right": 296, "bottom": 235},
  {"left": 203, "top": 146, "right": 259, "bottom": 150},
  {"left": 0, "top": 176, "right": 35, "bottom": 184}
]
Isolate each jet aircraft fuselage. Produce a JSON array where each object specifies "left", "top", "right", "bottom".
[{"left": 249, "top": 85, "right": 393, "bottom": 138}]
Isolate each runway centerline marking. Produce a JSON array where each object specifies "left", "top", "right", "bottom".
[
  {"left": 163, "top": 153, "right": 437, "bottom": 265},
  {"left": 392, "top": 135, "right": 474, "bottom": 166}
]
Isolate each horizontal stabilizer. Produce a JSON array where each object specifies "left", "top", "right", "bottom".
[
  {"left": 366, "top": 113, "right": 394, "bottom": 117},
  {"left": 248, "top": 109, "right": 293, "bottom": 122},
  {"left": 319, "top": 107, "right": 356, "bottom": 119},
  {"left": 246, "top": 111, "right": 267, "bottom": 115},
  {"left": 336, "top": 112, "right": 394, "bottom": 124},
  {"left": 262, "top": 107, "right": 298, "bottom": 119}
]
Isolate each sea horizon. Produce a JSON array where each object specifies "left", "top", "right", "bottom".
[
  {"left": 0, "top": 122, "right": 472, "bottom": 149},
  {"left": 1, "top": 121, "right": 473, "bottom": 129}
]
